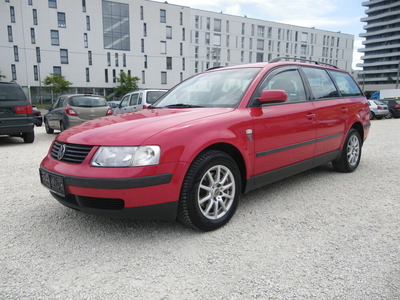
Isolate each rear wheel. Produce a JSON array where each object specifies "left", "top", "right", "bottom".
[
  {"left": 178, "top": 150, "right": 241, "bottom": 231},
  {"left": 385, "top": 110, "right": 393, "bottom": 119},
  {"left": 332, "top": 129, "right": 362, "bottom": 173},
  {"left": 45, "top": 119, "right": 54, "bottom": 134},
  {"left": 22, "top": 131, "right": 34, "bottom": 143},
  {"left": 369, "top": 112, "right": 375, "bottom": 120}
]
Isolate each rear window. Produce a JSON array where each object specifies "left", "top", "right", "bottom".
[
  {"left": 0, "top": 84, "right": 28, "bottom": 102},
  {"left": 68, "top": 96, "right": 107, "bottom": 107},
  {"left": 302, "top": 67, "right": 339, "bottom": 99}
]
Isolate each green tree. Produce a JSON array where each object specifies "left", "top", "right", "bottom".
[
  {"left": 0, "top": 71, "right": 6, "bottom": 81},
  {"left": 114, "top": 71, "right": 140, "bottom": 97},
  {"left": 43, "top": 73, "right": 72, "bottom": 97}
]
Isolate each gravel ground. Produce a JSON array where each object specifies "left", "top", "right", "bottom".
[{"left": 1, "top": 119, "right": 399, "bottom": 300}]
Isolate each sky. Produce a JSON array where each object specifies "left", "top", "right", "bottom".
[{"left": 158, "top": 0, "right": 367, "bottom": 69}]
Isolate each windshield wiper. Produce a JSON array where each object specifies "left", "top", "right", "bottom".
[{"left": 163, "top": 103, "right": 203, "bottom": 108}]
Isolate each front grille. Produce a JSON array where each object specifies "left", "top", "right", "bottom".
[{"left": 51, "top": 141, "right": 93, "bottom": 164}]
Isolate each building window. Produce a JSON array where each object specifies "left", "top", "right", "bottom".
[
  {"left": 182, "top": 28, "right": 185, "bottom": 41},
  {"left": 227, "top": 49, "right": 230, "bottom": 62},
  {"left": 180, "top": 43, "right": 183, "bottom": 55},
  {"left": 141, "top": 39, "right": 144, "bottom": 52},
  {"left": 160, "top": 9, "right": 166, "bottom": 23},
  {"left": 53, "top": 66, "right": 61, "bottom": 74},
  {"left": 7, "top": 26, "right": 13, "bottom": 42},
  {"left": 112, "top": 69, "right": 116, "bottom": 83},
  {"left": 140, "top": 6, "right": 144, "bottom": 20},
  {"left": 194, "top": 61, "right": 198, "bottom": 73},
  {"left": 180, "top": 12, "right": 183, "bottom": 25},
  {"left": 241, "top": 51, "right": 244, "bottom": 62},
  {"left": 226, "top": 20, "right": 229, "bottom": 33},
  {"left": 36, "top": 47, "right": 41, "bottom": 63},
  {"left": 102, "top": 1, "right": 130, "bottom": 51},
  {"left": 88, "top": 51, "right": 92, "bottom": 65},
  {"left": 205, "top": 32, "right": 210, "bottom": 45},
  {"left": 161, "top": 41, "right": 166, "bottom": 54},
  {"left": 241, "top": 37, "right": 245, "bottom": 49},
  {"left": 105, "top": 69, "right": 108, "bottom": 82},
  {"left": 10, "top": 6, "right": 15, "bottom": 23},
  {"left": 249, "top": 38, "right": 252, "bottom": 49},
  {"left": 301, "top": 45, "right": 307, "bottom": 55},
  {"left": 115, "top": 53, "right": 118, "bottom": 67},
  {"left": 242, "top": 23, "right": 245, "bottom": 35},
  {"left": 86, "top": 16, "right": 90, "bottom": 30},
  {"left": 123, "top": 53, "right": 126, "bottom": 67},
  {"left": 278, "top": 28, "right": 281, "bottom": 39},
  {"left": 180, "top": 72, "right": 183, "bottom": 82},
  {"left": 301, "top": 32, "right": 308, "bottom": 43},
  {"left": 30, "top": 28, "right": 35, "bottom": 44},
  {"left": 268, "top": 27, "right": 272, "bottom": 38},
  {"left": 251, "top": 24, "right": 255, "bottom": 36},
  {"left": 107, "top": 52, "right": 111, "bottom": 66},
  {"left": 51, "top": 30, "right": 59, "bottom": 45},
  {"left": 29, "top": 0, "right": 33, "bottom": 5},
  {"left": 84, "top": 33, "right": 88, "bottom": 48},
  {"left": 143, "top": 23, "right": 147, "bottom": 36},
  {"left": 33, "top": 9, "right": 38, "bottom": 25},
  {"left": 144, "top": 55, "right": 147, "bottom": 68},
  {"left": 268, "top": 40, "right": 272, "bottom": 52},
  {"left": 82, "top": 0, "right": 86, "bottom": 12},
  {"left": 195, "top": 46, "right": 198, "bottom": 58},
  {"left": 166, "top": 57, "right": 172, "bottom": 69},
  {"left": 257, "top": 39, "right": 264, "bottom": 51},
  {"left": 213, "top": 34, "right": 221, "bottom": 46},
  {"left": 86, "top": 68, "right": 90, "bottom": 82},
  {"left": 161, "top": 72, "right": 167, "bottom": 84},
  {"left": 58, "top": 12, "right": 66, "bottom": 28},
  {"left": 257, "top": 26, "right": 264, "bottom": 38},
  {"left": 33, "top": 65, "right": 38, "bottom": 81},
  {"left": 14, "top": 46, "right": 19, "bottom": 62},
  {"left": 256, "top": 53, "right": 264, "bottom": 62},
  {"left": 226, "top": 35, "right": 229, "bottom": 47},
  {"left": 11, "top": 64, "right": 17, "bottom": 80},
  {"left": 48, "top": 0, "right": 57, "bottom": 8},
  {"left": 195, "top": 15, "right": 199, "bottom": 29},
  {"left": 214, "top": 19, "right": 221, "bottom": 32},
  {"left": 182, "top": 58, "right": 185, "bottom": 70},
  {"left": 60, "top": 49, "right": 68, "bottom": 64},
  {"left": 142, "top": 70, "right": 145, "bottom": 84},
  {"left": 166, "top": 26, "right": 172, "bottom": 39}
]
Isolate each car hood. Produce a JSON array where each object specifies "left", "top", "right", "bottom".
[{"left": 58, "top": 108, "right": 235, "bottom": 145}]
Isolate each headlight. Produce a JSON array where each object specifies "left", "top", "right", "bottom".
[{"left": 91, "top": 146, "right": 160, "bottom": 167}]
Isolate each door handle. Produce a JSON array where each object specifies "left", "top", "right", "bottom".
[{"left": 306, "top": 113, "right": 316, "bottom": 120}]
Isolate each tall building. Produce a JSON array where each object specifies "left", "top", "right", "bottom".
[
  {"left": 1, "top": 0, "right": 355, "bottom": 103},
  {"left": 358, "top": 0, "right": 400, "bottom": 92}
]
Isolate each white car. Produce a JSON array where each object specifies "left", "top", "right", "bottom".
[
  {"left": 113, "top": 89, "right": 167, "bottom": 114},
  {"left": 367, "top": 100, "right": 389, "bottom": 120}
]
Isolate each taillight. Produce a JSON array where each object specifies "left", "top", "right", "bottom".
[
  {"left": 65, "top": 107, "right": 78, "bottom": 116},
  {"left": 14, "top": 104, "right": 33, "bottom": 114},
  {"left": 143, "top": 105, "right": 147, "bottom": 109},
  {"left": 394, "top": 105, "right": 400, "bottom": 109},
  {"left": 377, "top": 105, "right": 382, "bottom": 109},
  {"left": 106, "top": 107, "right": 113, "bottom": 116}
]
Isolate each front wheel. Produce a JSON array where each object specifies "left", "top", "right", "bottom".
[
  {"left": 332, "top": 129, "right": 362, "bottom": 173},
  {"left": 45, "top": 119, "right": 54, "bottom": 134},
  {"left": 22, "top": 131, "right": 34, "bottom": 143},
  {"left": 177, "top": 150, "right": 241, "bottom": 231}
]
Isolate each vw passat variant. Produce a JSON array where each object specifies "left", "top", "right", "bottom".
[{"left": 40, "top": 59, "right": 371, "bottom": 231}]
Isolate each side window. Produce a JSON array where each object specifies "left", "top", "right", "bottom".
[
  {"left": 328, "top": 71, "right": 362, "bottom": 97},
  {"left": 130, "top": 93, "right": 139, "bottom": 106},
  {"left": 261, "top": 69, "right": 307, "bottom": 103},
  {"left": 138, "top": 93, "right": 143, "bottom": 105},
  {"left": 302, "top": 67, "right": 339, "bottom": 99},
  {"left": 120, "top": 95, "right": 130, "bottom": 108}
]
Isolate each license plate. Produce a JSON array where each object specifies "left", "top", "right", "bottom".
[{"left": 39, "top": 169, "right": 66, "bottom": 197}]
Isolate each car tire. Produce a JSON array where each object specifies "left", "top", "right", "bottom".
[
  {"left": 22, "top": 131, "right": 34, "bottom": 143},
  {"left": 385, "top": 110, "right": 393, "bottom": 119},
  {"left": 332, "top": 128, "right": 362, "bottom": 173},
  {"left": 60, "top": 121, "right": 66, "bottom": 132},
  {"left": 177, "top": 150, "right": 241, "bottom": 231},
  {"left": 369, "top": 112, "right": 375, "bottom": 120},
  {"left": 45, "top": 119, "right": 54, "bottom": 134}
]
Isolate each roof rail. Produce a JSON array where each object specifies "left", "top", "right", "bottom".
[{"left": 268, "top": 57, "right": 338, "bottom": 69}]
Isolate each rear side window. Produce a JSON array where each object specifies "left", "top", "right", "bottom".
[
  {"left": 302, "top": 67, "right": 339, "bottom": 99},
  {"left": 129, "top": 94, "right": 139, "bottom": 106},
  {"left": 68, "top": 96, "right": 107, "bottom": 107},
  {"left": 147, "top": 91, "right": 166, "bottom": 104},
  {"left": 329, "top": 71, "right": 362, "bottom": 97},
  {"left": 0, "top": 84, "right": 27, "bottom": 102}
]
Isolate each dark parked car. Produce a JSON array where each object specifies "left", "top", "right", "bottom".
[
  {"left": 32, "top": 106, "right": 43, "bottom": 127},
  {"left": 0, "top": 82, "right": 35, "bottom": 143},
  {"left": 381, "top": 98, "right": 400, "bottom": 119},
  {"left": 44, "top": 94, "right": 113, "bottom": 133}
]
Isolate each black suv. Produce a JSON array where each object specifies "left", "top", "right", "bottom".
[
  {"left": 381, "top": 98, "right": 400, "bottom": 119},
  {"left": 0, "top": 82, "right": 35, "bottom": 143}
]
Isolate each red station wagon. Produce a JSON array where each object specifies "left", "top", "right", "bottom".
[{"left": 40, "top": 59, "right": 371, "bottom": 231}]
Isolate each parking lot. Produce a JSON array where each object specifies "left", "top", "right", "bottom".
[{"left": 1, "top": 118, "right": 399, "bottom": 299}]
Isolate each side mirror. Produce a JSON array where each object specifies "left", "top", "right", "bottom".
[
  {"left": 45, "top": 106, "right": 53, "bottom": 111},
  {"left": 258, "top": 90, "right": 287, "bottom": 104}
]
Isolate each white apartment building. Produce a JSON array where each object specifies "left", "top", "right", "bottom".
[{"left": 0, "top": 0, "right": 355, "bottom": 103}]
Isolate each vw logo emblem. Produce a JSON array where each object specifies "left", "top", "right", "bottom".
[{"left": 57, "top": 144, "right": 66, "bottom": 160}]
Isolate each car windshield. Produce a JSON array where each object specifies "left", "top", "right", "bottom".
[
  {"left": 68, "top": 96, "right": 107, "bottom": 107},
  {"left": 152, "top": 68, "right": 261, "bottom": 108}
]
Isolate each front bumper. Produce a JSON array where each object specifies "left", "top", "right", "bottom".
[{"left": 39, "top": 160, "right": 188, "bottom": 221}]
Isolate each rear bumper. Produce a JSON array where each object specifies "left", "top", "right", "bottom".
[{"left": 0, "top": 123, "right": 34, "bottom": 136}]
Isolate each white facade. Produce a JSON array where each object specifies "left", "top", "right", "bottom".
[{"left": 0, "top": 0, "right": 355, "bottom": 102}]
